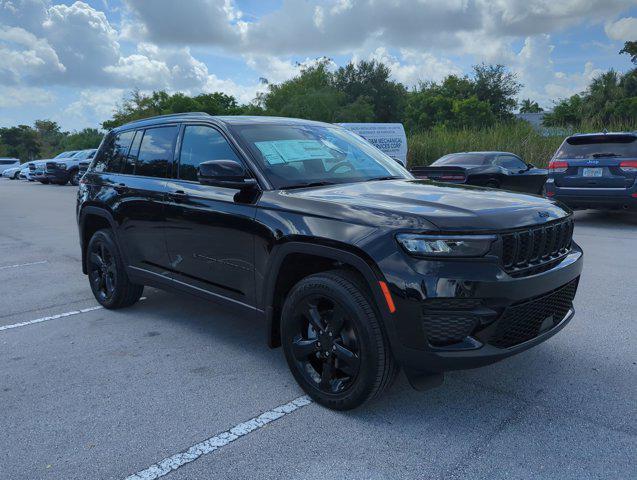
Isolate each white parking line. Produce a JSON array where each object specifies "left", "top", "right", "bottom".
[
  {"left": 0, "top": 260, "right": 48, "bottom": 270},
  {"left": 0, "top": 306, "right": 103, "bottom": 332},
  {"left": 124, "top": 396, "right": 313, "bottom": 480},
  {"left": 0, "top": 297, "right": 146, "bottom": 332}
]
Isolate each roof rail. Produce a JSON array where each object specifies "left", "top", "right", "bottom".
[{"left": 122, "top": 112, "right": 211, "bottom": 126}]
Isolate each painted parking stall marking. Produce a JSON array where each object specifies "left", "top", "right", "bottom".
[
  {"left": 0, "top": 306, "right": 103, "bottom": 332},
  {"left": 124, "top": 396, "right": 313, "bottom": 480},
  {"left": 0, "top": 298, "right": 146, "bottom": 332},
  {"left": 0, "top": 260, "right": 48, "bottom": 270}
]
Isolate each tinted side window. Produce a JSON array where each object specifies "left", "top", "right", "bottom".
[
  {"left": 178, "top": 125, "right": 241, "bottom": 182},
  {"left": 495, "top": 155, "right": 526, "bottom": 171},
  {"left": 93, "top": 131, "right": 135, "bottom": 173},
  {"left": 122, "top": 130, "right": 143, "bottom": 175},
  {"left": 135, "top": 126, "right": 178, "bottom": 178}
]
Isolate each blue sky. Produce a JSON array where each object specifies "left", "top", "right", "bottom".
[{"left": 1, "top": 0, "right": 636, "bottom": 131}]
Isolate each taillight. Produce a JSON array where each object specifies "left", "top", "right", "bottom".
[
  {"left": 619, "top": 160, "right": 637, "bottom": 173},
  {"left": 548, "top": 160, "right": 568, "bottom": 173},
  {"left": 440, "top": 174, "right": 466, "bottom": 181}
]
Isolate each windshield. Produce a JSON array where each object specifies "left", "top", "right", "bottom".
[
  {"left": 555, "top": 135, "right": 637, "bottom": 159},
  {"left": 432, "top": 153, "right": 487, "bottom": 166},
  {"left": 74, "top": 149, "right": 96, "bottom": 159},
  {"left": 234, "top": 124, "right": 411, "bottom": 189},
  {"left": 54, "top": 151, "right": 77, "bottom": 158}
]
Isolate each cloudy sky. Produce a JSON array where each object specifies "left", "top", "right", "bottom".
[{"left": 1, "top": 0, "right": 636, "bottom": 131}]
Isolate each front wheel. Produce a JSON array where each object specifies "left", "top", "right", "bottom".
[
  {"left": 69, "top": 170, "right": 79, "bottom": 186},
  {"left": 281, "top": 271, "right": 398, "bottom": 410},
  {"left": 87, "top": 229, "right": 143, "bottom": 309}
]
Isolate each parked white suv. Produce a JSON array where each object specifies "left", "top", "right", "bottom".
[{"left": 0, "top": 158, "right": 20, "bottom": 175}]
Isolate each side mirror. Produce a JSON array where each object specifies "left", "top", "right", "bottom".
[
  {"left": 527, "top": 163, "right": 535, "bottom": 169},
  {"left": 197, "top": 159, "right": 257, "bottom": 189}
]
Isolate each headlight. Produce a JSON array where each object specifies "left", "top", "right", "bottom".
[
  {"left": 396, "top": 234, "right": 496, "bottom": 257},
  {"left": 57, "top": 163, "right": 67, "bottom": 169}
]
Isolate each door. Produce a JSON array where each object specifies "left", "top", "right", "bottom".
[
  {"left": 493, "top": 155, "right": 537, "bottom": 193},
  {"left": 164, "top": 124, "right": 259, "bottom": 306},
  {"left": 114, "top": 126, "right": 178, "bottom": 272}
]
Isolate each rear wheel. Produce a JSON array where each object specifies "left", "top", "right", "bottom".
[
  {"left": 281, "top": 271, "right": 397, "bottom": 410},
  {"left": 12, "top": 171, "right": 19, "bottom": 179},
  {"left": 87, "top": 229, "right": 143, "bottom": 309}
]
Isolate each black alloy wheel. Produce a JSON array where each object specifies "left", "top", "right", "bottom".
[
  {"left": 289, "top": 294, "right": 362, "bottom": 395},
  {"left": 86, "top": 229, "right": 144, "bottom": 309},
  {"left": 88, "top": 239, "right": 117, "bottom": 303},
  {"left": 70, "top": 170, "right": 80, "bottom": 186},
  {"left": 281, "top": 271, "right": 398, "bottom": 410}
]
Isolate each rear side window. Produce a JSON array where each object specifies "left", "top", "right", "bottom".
[
  {"left": 93, "top": 131, "right": 135, "bottom": 173},
  {"left": 494, "top": 155, "right": 526, "bottom": 171},
  {"left": 134, "top": 126, "right": 178, "bottom": 178},
  {"left": 555, "top": 135, "right": 637, "bottom": 159},
  {"left": 0, "top": 159, "right": 18, "bottom": 165},
  {"left": 433, "top": 154, "right": 487, "bottom": 166},
  {"left": 178, "top": 125, "right": 242, "bottom": 181}
]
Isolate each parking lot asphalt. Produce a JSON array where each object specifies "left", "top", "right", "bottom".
[{"left": 1, "top": 179, "right": 635, "bottom": 480}]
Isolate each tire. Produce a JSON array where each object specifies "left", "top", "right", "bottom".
[
  {"left": 69, "top": 170, "right": 79, "bottom": 186},
  {"left": 13, "top": 172, "right": 19, "bottom": 179},
  {"left": 281, "top": 270, "right": 398, "bottom": 410},
  {"left": 539, "top": 184, "right": 547, "bottom": 196},
  {"left": 40, "top": 179, "right": 50, "bottom": 185},
  {"left": 86, "top": 229, "right": 143, "bottom": 309}
]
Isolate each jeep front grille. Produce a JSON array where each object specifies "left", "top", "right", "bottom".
[{"left": 501, "top": 217, "right": 574, "bottom": 277}]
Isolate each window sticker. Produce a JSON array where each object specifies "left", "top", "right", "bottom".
[{"left": 255, "top": 140, "right": 335, "bottom": 165}]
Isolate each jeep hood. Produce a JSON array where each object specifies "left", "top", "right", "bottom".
[{"left": 278, "top": 179, "right": 569, "bottom": 231}]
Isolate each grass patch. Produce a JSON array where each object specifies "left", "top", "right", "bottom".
[{"left": 407, "top": 121, "right": 637, "bottom": 168}]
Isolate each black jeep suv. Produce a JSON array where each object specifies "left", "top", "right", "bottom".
[{"left": 77, "top": 113, "right": 583, "bottom": 410}]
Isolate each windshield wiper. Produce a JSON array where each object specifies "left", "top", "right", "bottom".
[
  {"left": 279, "top": 181, "right": 335, "bottom": 190},
  {"left": 364, "top": 176, "right": 402, "bottom": 182},
  {"left": 592, "top": 153, "right": 621, "bottom": 158}
]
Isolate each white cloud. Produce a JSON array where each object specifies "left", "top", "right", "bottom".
[
  {"left": 362, "top": 47, "right": 463, "bottom": 87},
  {"left": 59, "top": 88, "right": 125, "bottom": 129},
  {"left": 605, "top": 17, "right": 637, "bottom": 41},
  {"left": 0, "top": 85, "right": 55, "bottom": 107},
  {"left": 514, "top": 34, "right": 604, "bottom": 107}
]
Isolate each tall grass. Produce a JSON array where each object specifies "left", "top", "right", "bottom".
[{"left": 407, "top": 121, "right": 637, "bottom": 168}]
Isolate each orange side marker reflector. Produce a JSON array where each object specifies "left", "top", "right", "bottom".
[{"left": 379, "top": 281, "right": 396, "bottom": 314}]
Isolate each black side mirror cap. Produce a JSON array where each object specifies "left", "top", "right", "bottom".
[{"left": 197, "top": 159, "right": 257, "bottom": 189}]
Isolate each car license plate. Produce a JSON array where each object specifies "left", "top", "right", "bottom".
[{"left": 583, "top": 167, "right": 603, "bottom": 177}]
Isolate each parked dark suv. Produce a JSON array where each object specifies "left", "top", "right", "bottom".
[
  {"left": 546, "top": 132, "right": 637, "bottom": 210},
  {"left": 77, "top": 113, "right": 583, "bottom": 410}
]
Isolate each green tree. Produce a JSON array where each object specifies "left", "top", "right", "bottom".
[
  {"left": 473, "top": 63, "right": 521, "bottom": 120},
  {"left": 450, "top": 96, "right": 496, "bottom": 128},
  {"left": 620, "top": 41, "right": 637, "bottom": 64},
  {"left": 34, "top": 120, "right": 64, "bottom": 157},
  {"left": 333, "top": 60, "right": 407, "bottom": 122},
  {"left": 519, "top": 99, "right": 544, "bottom": 113},
  {"left": 62, "top": 128, "right": 103, "bottom": 150},
  {"left": 543, "top": 95, "right": 584, "bottom": 127},
  {"left": 0, "top": 125, "right": 40, "bottom": 162}
]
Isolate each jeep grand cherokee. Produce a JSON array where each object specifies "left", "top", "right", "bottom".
[{"left": 77, "top": 113, "right": 583, "bottom": 410}]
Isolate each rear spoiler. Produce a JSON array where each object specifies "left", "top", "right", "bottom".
[{"left": 410, "top": 165, "right": 468, "bottom": 182}]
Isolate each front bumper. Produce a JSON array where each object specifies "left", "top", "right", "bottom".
[
  {"left": 377, "top": 243, "right": 583, "bottom": 373},
  {"left": 43, "top": 169, "right": 70, "bottom": 183}
]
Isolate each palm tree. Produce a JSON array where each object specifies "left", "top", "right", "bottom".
[{"left": 519, "top": 99, "right": 544, "bottom": 113}]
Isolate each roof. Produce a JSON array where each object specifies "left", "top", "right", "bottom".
[
  {"left": 569, "top": 131, "right": 637, "bottom": 138},
  {"left": 114, "top": 113, "right": 333, "bottom": 131},
  {"left": 449, "top": 151, "right": 518, "bottom": 156}
]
